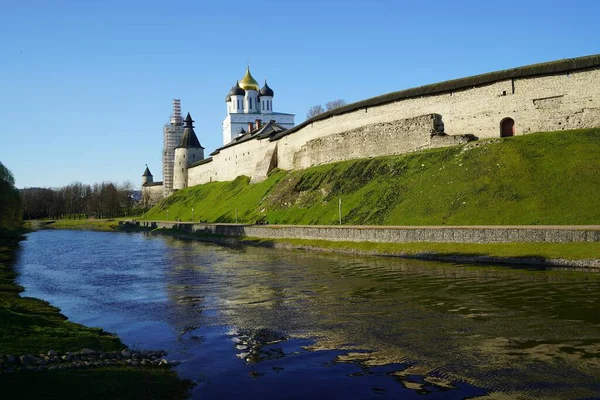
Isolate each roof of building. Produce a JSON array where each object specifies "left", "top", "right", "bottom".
[
  {"left": 272, "top": 53, "right": 600, "bottom": 141},
  {"left": 188, "top": 156, "right": 213, "bottom": 168},
  {"left": 259, "top": 80, "right": 274, "bottom": 97},
  {"left": 252, "top": 120, "right": 288, "bottom": 139},
  {"left": 142, "top": 166, "right": 152, "bottom": 177},
  {"left": 177, "top": 113, "right": 205, "bottom": 149},
  {"left": 142, "top": 181, "right": 163, "bottom": 187},
  {"left": 210, "top": 120, "right": 288, "bottom": 155},
  {"left": 239, "top": 67, "right": 260, "bottom": 91}
]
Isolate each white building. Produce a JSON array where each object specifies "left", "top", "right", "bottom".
[{"left": 222, "top": 67, "right": 295, "bottom": 145}]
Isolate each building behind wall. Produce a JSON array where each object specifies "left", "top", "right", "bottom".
[
  {"left": 141, "top": 165, "right": 163, "bottom": 208},
  {"left": 223, "top": 67, "right": 295, "bottom": 145},
  {"left": 162, "top": 99, "right": 185, "bottom": 197}
]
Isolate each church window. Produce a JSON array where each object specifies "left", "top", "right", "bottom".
[{"left": 249, "top": 98, "right": 253, "bottom": 109}]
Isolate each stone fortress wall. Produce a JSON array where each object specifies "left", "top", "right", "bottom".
[
  {"left": 141, "top": 184, "right": 164, "bottom": 208},
  {"left": 188, "top": 56, "right": 600, "bottom": 187}
]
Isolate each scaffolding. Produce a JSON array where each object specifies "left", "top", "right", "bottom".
[{"left": 162, "top": 99, "right": 184, "bottom": 197}]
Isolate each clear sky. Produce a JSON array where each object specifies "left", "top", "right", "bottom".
[{"left": 1, "top": 0, "right": 598, "bottom": 189}]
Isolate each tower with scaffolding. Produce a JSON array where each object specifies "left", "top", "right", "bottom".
[{"left": 162, "top": 99, "right": 185, "bottom": 197}]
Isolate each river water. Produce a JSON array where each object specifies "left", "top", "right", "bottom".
[{"left": 13, "top": 230, "right": 600, "bottom": 399}]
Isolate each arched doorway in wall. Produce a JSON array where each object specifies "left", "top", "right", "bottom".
[{"left": 500, "top": 117, "right": 515, "bottom": 137}]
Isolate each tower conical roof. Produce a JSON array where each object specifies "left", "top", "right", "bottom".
[
  {"left": 177, "top": 113, "right": 204, "bottom": 149},
  {"left": 239, "top": 67, "right": 260, "bottom": 91},
  {"left": 142, "top": 165, "right": 152, "bottom": 177}
]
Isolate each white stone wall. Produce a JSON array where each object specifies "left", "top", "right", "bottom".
[
  {"left": 277, "top": 69, "right": 600, "bottom": 170},
  {"left": 292, "top": 114, "right": 453, "bottom": 169},
  {"left": 141, "top": 184, "right": 164, "bottom": 207},
  {"left": 188, "top": 138, "right": 277, "bottom": 186},
  {"left": 192, "top": 67, "right": 600, "bottom": 187}
]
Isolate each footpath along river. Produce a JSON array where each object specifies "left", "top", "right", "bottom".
[{"left": 13, "top": 229, "right": 600, "bottom": 399}]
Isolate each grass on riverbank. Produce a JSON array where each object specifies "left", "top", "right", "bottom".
[
  {"left": 0, "top": 231, "right": 190, "bottom": 399},
  {"left": 238, "top": 237, "right": 600, "bottom": 261},
  {"left": 143, "top": 128, "right": 600, "bottom": 225},
  {"left": 38, "top": 219, "right": 121, "bottom": 231}
]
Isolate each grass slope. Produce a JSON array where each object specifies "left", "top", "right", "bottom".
[{"left": 143, "top": 129, "right": 600, "bottom": 226}]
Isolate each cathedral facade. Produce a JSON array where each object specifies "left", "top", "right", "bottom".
[{"left": 222, "top": 67, "right": 295, "bottom": 145}]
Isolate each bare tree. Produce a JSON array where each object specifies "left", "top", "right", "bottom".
[
  {"left": 325, "top": 99, "right": 347, "bottom": 111},
  {"left": 306, "top": 99, "right": 347, "bottom": 120},
  {"left": 306, "top": 104, "right": 325, "bottom": 119}
]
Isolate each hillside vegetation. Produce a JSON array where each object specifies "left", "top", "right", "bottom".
[{"left": 143, "top": 129, "right": 600, "bottom": 225}]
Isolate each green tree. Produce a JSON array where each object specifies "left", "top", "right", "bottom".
[{"left": 0, "top": 162, "right": 23, "bottom": 230}]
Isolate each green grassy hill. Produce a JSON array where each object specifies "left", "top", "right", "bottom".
[{"left": 143, "top": 128, "right": 600, "bottom": 226}]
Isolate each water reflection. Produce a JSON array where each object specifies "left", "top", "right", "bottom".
[{"left": 15, "top": 230, "right": 600, "bottom": 399}]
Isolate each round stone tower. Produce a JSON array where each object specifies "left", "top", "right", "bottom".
[
  {"left": 142, "top": 165, "right": 153, "bottom": 186},
  {"left": 173, "top": 113, "right": 204, "bottom": 190}
]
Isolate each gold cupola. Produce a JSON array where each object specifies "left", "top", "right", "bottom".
[{"left": 238, "top": 67, "right": 260, "bottom": 91}]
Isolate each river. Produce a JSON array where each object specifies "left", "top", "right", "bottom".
[{"left": 13, "top": 230, "right": 600, "bottom": 399}]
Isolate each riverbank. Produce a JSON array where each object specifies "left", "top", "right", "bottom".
[
  {"left": 35, "top": 219, "right": 600, "bottom": 268},
  {"left": 138, "top": 221, "right": 600, "bottom": 269},
  {"left": 0, "top": 229, "right": 191, "bottom": 399},
  {"left": 156, "top": 229, "right": 600, "bottom": 269},
  {"left": 26, "top": 219, "right": 122, "bottom": 231}
]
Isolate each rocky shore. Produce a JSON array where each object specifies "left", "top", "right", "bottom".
[{"left": 0, "top": 348, "right": 180, "bottom": 373}]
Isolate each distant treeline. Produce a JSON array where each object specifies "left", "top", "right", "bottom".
[
  {"left": 21, "top": 181, "right": 139, "bottom": 220},
  {"left": 0, "top": 162, "right": 23, "bottom": 231}
]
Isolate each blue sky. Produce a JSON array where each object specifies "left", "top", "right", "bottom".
[{"left": 1, "top": 0, "right": 598, "bottom": 189}]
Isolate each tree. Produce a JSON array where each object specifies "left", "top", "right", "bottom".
[
  {"left": 325, "top": 99, "right": 347, "bottom": 111},
  {"left": 0, "top": 162, "right": 23, "bottom": 230},
  {"left": 306, "top": 99, "right": 347, "bottom": 120},
  {"left": 306, "top": 104, "right": 325, "bottom": 119}
]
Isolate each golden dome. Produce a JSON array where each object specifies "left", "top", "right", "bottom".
[{"left": 239, "top": 67, "right": 260, "bottom": 91}]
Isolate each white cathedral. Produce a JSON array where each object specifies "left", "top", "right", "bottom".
[
  {"left": 142, "top": 67, "right": 295, "bottom": 206},
  {"left": 222, "top": 67, "right": 295, "bottom": 145}
]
